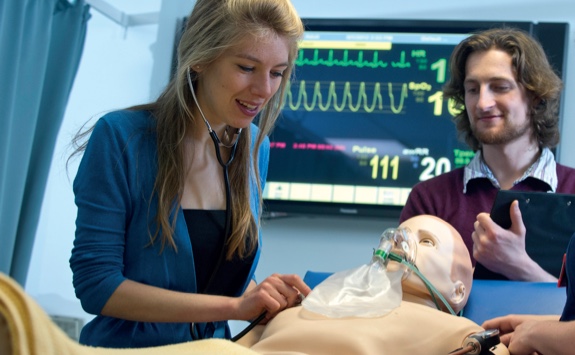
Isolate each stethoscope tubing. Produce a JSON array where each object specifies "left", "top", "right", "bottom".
[{"left": 187, "top": 66, "right": 253, "bottom": 341}]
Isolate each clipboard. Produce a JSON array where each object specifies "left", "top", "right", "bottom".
[{"left": 484, "top": 190, "right": 575, "bottom": 279}]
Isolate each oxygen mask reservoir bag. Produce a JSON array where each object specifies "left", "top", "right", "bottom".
[{"left": 302, "top": 227, "right": 417, "bottom": 318}]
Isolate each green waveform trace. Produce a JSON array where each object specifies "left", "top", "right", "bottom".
[
  {"left": 296, "top": 49, "right": 390, "bottom": 69},
  {"left": 391, "top": 51, "right": 410, "bottom": 68},
  {"left": 285, "top": 80, "right": 408, "bottom": 114}
]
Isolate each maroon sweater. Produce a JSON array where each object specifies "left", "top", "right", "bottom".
[{"left": 400, "top": 164, "right": 575, "bottom": 279}]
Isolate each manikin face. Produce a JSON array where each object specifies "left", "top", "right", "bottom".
[
  {"left": 194, "top": 31, "right": 290, "bottom": 131},
  {"left": 398, "top": 215, "right": 472, "bottom": 313},
  {"left": 463, "top": 49, "right": 533, "bottom": 147}
]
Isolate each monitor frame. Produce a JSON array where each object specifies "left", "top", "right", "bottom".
[{"left": 262, "top": 18, "right": 568, "bottom": 219}]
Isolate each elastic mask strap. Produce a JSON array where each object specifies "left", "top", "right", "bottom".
[{"left": 383, "top": 253, "right": 457, "bottom": 315}]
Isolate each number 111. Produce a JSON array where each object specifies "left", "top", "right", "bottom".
[{"left": 370, "top": 155, "right": 399, "bottom": 180}]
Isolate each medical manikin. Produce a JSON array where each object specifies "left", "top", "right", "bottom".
[
  {"left": 245, "top": 215, "right": 509, "bottom": 355},
  {"left": 0, "top": 215, "right": 507, "bottom": 355}
]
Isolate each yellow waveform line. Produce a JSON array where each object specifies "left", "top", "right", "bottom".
[{"left": 285, "top": 81, "right": 408, "bottom": 114}]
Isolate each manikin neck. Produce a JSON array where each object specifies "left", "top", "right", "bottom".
[
  {"left": 401, "top": 289, "right": 455, "bottom": 314},
  {"left": 402, "top": 293, "right": 438, "bottom": 309}
]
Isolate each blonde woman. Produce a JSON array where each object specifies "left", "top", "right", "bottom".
[{"left": 69, "top": 0, "right": 309, "bottom": 348}]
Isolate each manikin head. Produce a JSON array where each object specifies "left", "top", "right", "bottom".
[{"left": 397, "top": 215, "right": 473, "bottom": 314}]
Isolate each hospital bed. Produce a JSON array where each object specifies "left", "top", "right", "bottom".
[{"left": 303, "top": 271, "right": 567, "bottom": 324}]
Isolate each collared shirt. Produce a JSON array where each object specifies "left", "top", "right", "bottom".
[{"left": 463, "top": 147, "right": 558, "bottom": 193}]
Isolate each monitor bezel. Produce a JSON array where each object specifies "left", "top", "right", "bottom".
[{"left": 261, "top": 18, "right": 566, "bottom": 219}]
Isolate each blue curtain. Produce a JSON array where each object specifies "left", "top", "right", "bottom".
[{"left": 0, "top": 0, "right": 90, "bottom": 285}]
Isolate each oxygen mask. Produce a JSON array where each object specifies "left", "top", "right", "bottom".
[{"left": 372, "top": 227, "right": 417, "bottom": 279}]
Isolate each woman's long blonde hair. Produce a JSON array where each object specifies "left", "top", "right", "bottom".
[{"left": 138, "top": 0, "right": 303, "bottom": 259}]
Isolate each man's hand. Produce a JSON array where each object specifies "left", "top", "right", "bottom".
[{"left": 472, "top": 200, "right": 556, "bottom": 281}]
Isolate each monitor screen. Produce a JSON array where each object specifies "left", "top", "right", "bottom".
[{"left": 262, "top": 19, "right": 567, "bottom": 218}]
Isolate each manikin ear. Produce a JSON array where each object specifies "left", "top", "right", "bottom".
[{"left": 449, "top": 280, "right": 466, "bottom": 310}]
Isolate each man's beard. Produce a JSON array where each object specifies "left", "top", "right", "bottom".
[{"left": 471, "top": 118, "right": 531, "bottom": 145}]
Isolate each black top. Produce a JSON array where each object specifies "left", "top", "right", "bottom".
[{"left": 183, "top": 209, "right": 255, "bottom": 296}]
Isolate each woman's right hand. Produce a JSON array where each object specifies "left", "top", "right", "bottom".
[{"left": 236, "top": 273, "right": 311, "bottom": 323}]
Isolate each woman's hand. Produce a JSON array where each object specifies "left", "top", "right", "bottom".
[{"left": 235, "top": 273, "right": 311, "bottom": 323}]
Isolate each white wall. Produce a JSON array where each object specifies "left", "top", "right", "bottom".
[{"left": 26, "top": 0, "right": 575, "bottom": 334}]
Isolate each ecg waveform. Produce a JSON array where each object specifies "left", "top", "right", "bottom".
[
  {"left": 284, "top": 80, "right": 408, "bottom": 114},
  {"left": 296, "top": 49, "right": 411, "bottom": 69}
]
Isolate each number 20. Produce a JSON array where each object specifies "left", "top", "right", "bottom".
[{"left": 419, "top": 157, "right": 451, "bottom": 181}]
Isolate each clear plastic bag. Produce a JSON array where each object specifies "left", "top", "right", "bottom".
[
  {"left": 301, "top": 227, "right": 416, "bottom": 318},
  {"left": 301, "top": 262, "right": 403, "bottom": 318}
]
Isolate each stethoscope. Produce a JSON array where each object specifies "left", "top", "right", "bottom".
[
  {"left": 187, "top": 67, "right": 253, "bottom": 340},
  {"left": 186, "top": 67, "right": 241, "bottom": 251}
]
